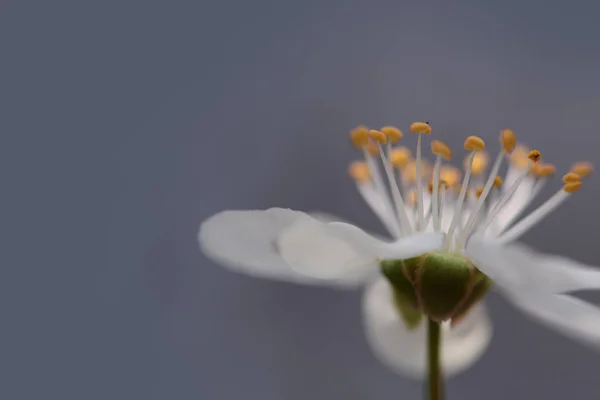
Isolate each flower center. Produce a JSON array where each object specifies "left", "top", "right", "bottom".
[{"left": 348, "top": 123, "right": 591, "bottom": 251}]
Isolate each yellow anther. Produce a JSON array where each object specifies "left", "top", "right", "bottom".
[
  {"left": 464, "top": 151, "right": 489, "bottom": 176},
  {"left": 380, "top": 126, "right": 403, "bottom": 143},
  {"left": 530, "top": 162, "right": 543, "bottom": 176},
  {"left": 531, "top": 162, "right": 555, "bottom": 177},
  {"left": 365, "top": 142, "right": 380, "bottom": 156},
  {"left": 390, "top": 147, "right": 412, "bottom": 167},
  {"left": 464, "top": 136, "right": 486, "bottom": 151},
  {"left": 540, "top": 164, "right": 556, "bottom": 177},
  {"left": 440, "top": 165, "right": 461, "bottom": 188},
  {"left": 562, "top": 172, "right": 581, "bottom": 183},
  {"left": 563, "top": 181, "right": 583, "bottom": 193},
  {"left": 509, "top": 145, "right": 532, "bottom": 170},
  {"left": 431, "top": 140, "right": 452, "bottom": 160},
  {"left": 350, "top": 125, "right": 369, "bottom": 148},
  {"left": 571, "top": 162, "right": 594, "bottom": 178},
  {"left": 410, "top": 121, "right": 432, "bottom": 134},
  {"left": 500, "top": 129, "right": 517, "bottom": 153},
  {"left": 528, "top": 150, "right": 541, "bottom": 163},
  {"left": 368, "top": 129, "right": 387, "bottom": 144},
  {"left": 493, "top": 176, "right": 503, "bottom": 187},
  {"left": 402, "top": 160, "right": 432, "bottom": 183},
  {"left": 428, "top": 181, "right": 434, "bottom": 193},
  {"left": 348, "top": 161, "right": 371, "bottom": 182},
  {"left": 475, "top": 187, "right": 485, "bottom": 198}
]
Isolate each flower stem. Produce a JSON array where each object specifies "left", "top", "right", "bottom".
[{"left": 427, "top": 319, "right": 444, "bottom": 400}]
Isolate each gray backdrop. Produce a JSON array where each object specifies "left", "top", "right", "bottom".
[{"left": 2, "top": 0, "right": 600, "bottom": 399}]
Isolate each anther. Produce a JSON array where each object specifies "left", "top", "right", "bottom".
[
  {"left": 368, "top": 129, "right": 387, "bottom": 144},
  {"left": 501, "top": 129, "right": 516, "bottom": 153},
  {"left": 528, "top": 150, "right": 541, "bottom": 163},
  {"left": 571, "top": 162, "right": 594, "bottom": 178},
  {"left": 475, "top": 187, "right": 485, "bottom": 198},
  {"left": 563, "top": 181, "right": 583, "bottom": 193},
  {"left": 410, "top": 122, "right": 432, "bottom": 134},
  {"left": 365, "top": 142, "right": 380, "bottom": 155},
  {"left": 431, "top": 140, "right": 452, "bottom": 160},
  {"left": 440, "top": 166, "right": 461, "bottom": 188},
  {"left": 350, "top": 125, "right": 369, "bottom": 148},
  {"left": 464, "top": 136, "right": 485, "bottom": 151},
  {"left": 493, "top": 176, "right": 503, "bottom": 187},
  {"left": 464, "top": 151, "right": 489, "bottom": 176},
  {"left": 509, "top": 145, "right": 532, "bottom": 170},
  {"left": 540, "top": 164, "right": 556, "bottom": 177},
  {"left": 390, "top": 147, "right": 412, "bottom": 167},
  {"left": 562, "top": 172, "right": 581, "bottom": 183},
  {"left": 531, "top": 162, "right": 555, "bottom": 177},
  {"left": 348, "top": 161, "right": 370, "bottom": 182},
  {"left": 380, "top": 126, "right": 403, "bottom": 143}
]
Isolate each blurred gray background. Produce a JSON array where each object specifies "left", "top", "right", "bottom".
[{"left": 2, "top": 0, "right": 600, "bottom": 399}]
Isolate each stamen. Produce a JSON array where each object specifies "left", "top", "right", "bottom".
[
  {"left": 481, "top": 150, "right": 541, "bottom": 233},
  {"left": 360, "top": 139, "right": 402, "bottom": 237},
  {"left": 365, "top": 142, "right": 380, "bottom": 156},
  {"left": 438, "top": 182, "right": 447, "bottom": 230},
  {"left": 501, "top": 129, "right": 517, "bottom": 153},
  {"left": 571, "top": 161, "right": 594, "bottom": 178},
  {"left": 411, "top": 122, "right": 432, "bottom": 230},
  {"left": 440, "top": 166, "right": 461, "bottom": 189},
  {"left": 444, "top": 136, "right": 485, "bottom": 250},
  {"left": 431, "top": 140, "right": 452, "bottom": 232},
  {"left": 464, "top": 151, "right": 489, "bottom": 177},
  {"left": 495, "top": 163, "right": 554, "bottom": 236},
  {"left": 410, "top": 122, "right": 432, "bottom": 135},
  {"left": 390, "top": 147, "right": 412, "bottom": 168},
  {"left": 380, "top": 126, "right": 403, "bottom": 144},
  {"left": 563, "top": 172, "right": 581, "bottom": 183},
  {"left": 348, "top": 161, "right": 370, "bottom": 182},
  {"left": 349, "top": 125, "right": 369, "bottom": 148},
  {"left": 458, "top": 131, "right": 513, "bottom": 246},
  {"left": 497, "top": 180, "right": 583, "bottom": 244},
  {"left": 509, "top": 145, "right": 532, "bottom": 170},
  {"left": 376, "top": 141, "right": 414, "bottom": 235},
  {"left": 368, "top": 129, "right": 388, "bottom": 145}
]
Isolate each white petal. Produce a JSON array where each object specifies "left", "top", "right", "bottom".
[
  {"left": 199, "top": 208, "right": 323, "bottom": 284},
  {"left": 504, "top": 290, "right": 600, "bottom": 349},
  {"left": 277, "top": 219, "right": 378, "bottom": 285},
  {"left": 326, "top": 223, "right": 444, "bottom": 260},
  {"left": 307, "top": 211, "right": 345, "bottom": 224},
  {"left": 465, "top": 236, "right": 600, "bottom": 293},
  {"left": 362, "top": 277, "right": 493, "bottom": 378}
]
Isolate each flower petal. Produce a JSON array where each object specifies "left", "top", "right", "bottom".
[
  {"left": 326, "top": 223, "right": 444, "bottom": 260},
  {"left": 362, "top": 277, "right": 492, "bottom": 378},
  {"left": 504, "top": 290, "right": 600, "bottom": 349},
  {"left": 199, "top": 208, "right": 325, "bottom": 284},
  {"left": 277, "top": 219, "right": 378, "bottom": 286},
  {"left": 466, "top": 236, "right": 600, "bottom": 293}
]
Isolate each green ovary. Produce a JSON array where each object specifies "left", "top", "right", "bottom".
[{"left": 381, "top": 253, "right": 492, "bottom": 328}]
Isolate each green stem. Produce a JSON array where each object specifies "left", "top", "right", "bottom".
[{"left": 427, "top": 319, "right": 444, "bottom": 400}]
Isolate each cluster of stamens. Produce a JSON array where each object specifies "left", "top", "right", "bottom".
[{"left": 348, "top": 123, "right": 593, "bottom": 251}]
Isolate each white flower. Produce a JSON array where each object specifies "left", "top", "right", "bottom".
[{"left": 199, "top": 123, "right": 596, "bottom": 377}]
